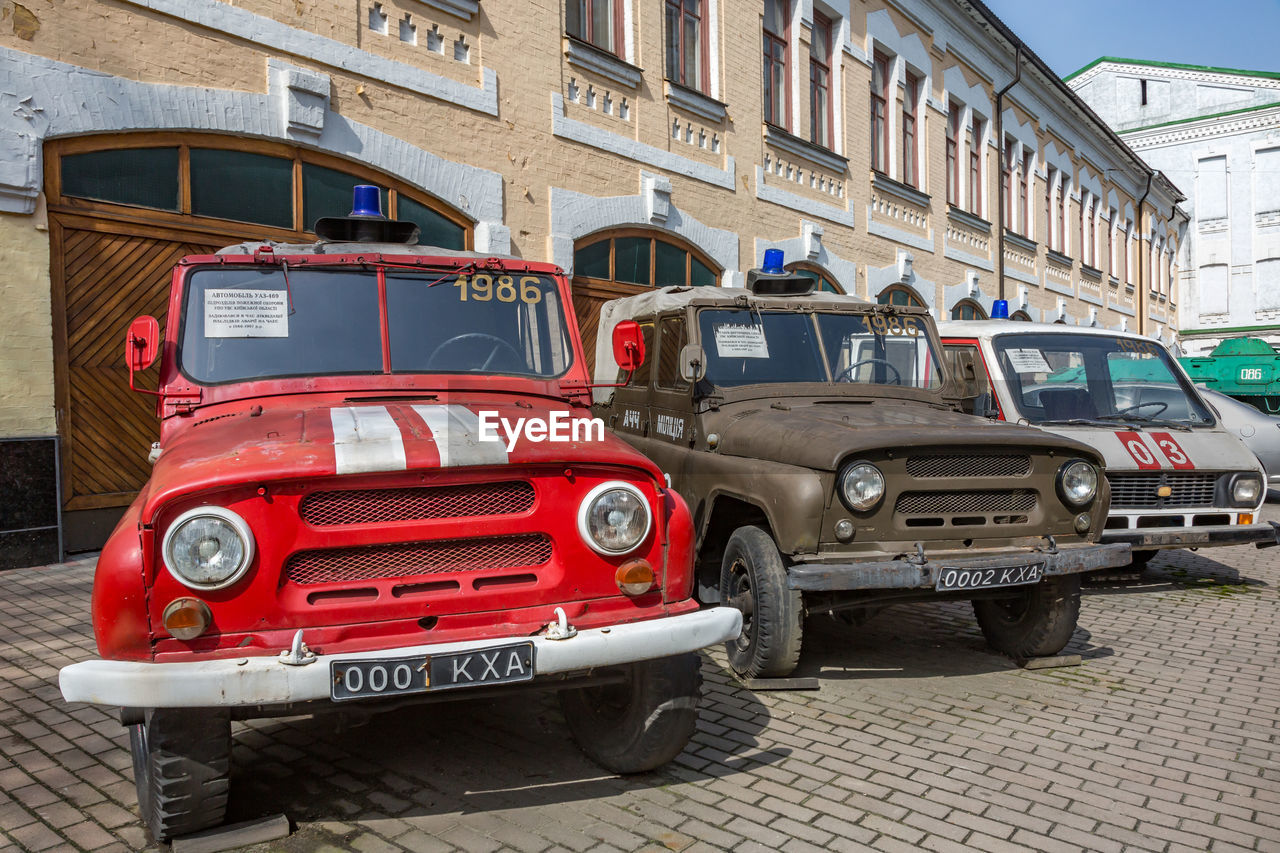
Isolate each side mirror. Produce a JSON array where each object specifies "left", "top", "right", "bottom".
[
  {"left": 126, "top": 316, "right": 161, "bottom": 395},
  {"left": 679, "top": 343, "right": 707, "bottom": 383},
  {"left": 612, "top": 320, "right": 646, "bottom": 373}
]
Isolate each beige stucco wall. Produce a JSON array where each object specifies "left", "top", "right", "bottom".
[{"left": 0, "top": 210, "right": 54, "bottom": 437}]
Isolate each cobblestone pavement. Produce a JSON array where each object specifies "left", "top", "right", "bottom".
[{"left": 3, "top": 507, "right": 1279, "bottom": 852}]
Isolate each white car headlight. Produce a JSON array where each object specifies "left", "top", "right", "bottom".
[
  {"left": 1057, "top": 460, "right": 1098, "bottom": 506},
  {"left": 577, "top": 482, "right": 652, "bottom": 555},
  {"left": 1232, "top": 474, "right": 1262, "bottom": 506},
  {"left": 839, "top": 462, "right": 885, "bottom": 512},
  {"left": 162, "top": 506, "right": 255, "bottom": 590}
]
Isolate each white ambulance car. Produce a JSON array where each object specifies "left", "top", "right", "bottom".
[{"left": 938, "top": 321, "right": 1279, "bottom": 570}]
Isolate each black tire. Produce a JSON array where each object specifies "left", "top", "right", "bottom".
[
  {"left": 720, "top": 526, "right": 803, "bottom": 678},
  {"left": 972, "top": 574, "right": 1081, "bottom": 659},
  {"left": 1084, "top": 549, "right": 1157, "bottom": 584},
  {"left": 128, "top": 708, "right": 231, "bottom": 842},
  {"left": 1129, "top": 549, "right": 1158, "bottom": 570},
  {"left": 560, "top": 653, "right": 701, "bottom": 774}
]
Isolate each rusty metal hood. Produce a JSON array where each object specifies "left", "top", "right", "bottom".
[{"left": 713, "top": 399, "right": 1102, "bottom": 471}]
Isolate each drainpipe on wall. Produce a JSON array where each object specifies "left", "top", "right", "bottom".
[
  {"left": 994, "top": 44, "right": 1023, "bottom": 302},
  {"left": 1137, "top": 171, "right": 1153, "bottom": 336}
]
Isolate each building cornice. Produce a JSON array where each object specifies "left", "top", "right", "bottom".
[{"left": 1123, "top": 104, "right": 1280, "bottom": 149}]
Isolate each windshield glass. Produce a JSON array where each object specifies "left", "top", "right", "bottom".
[
  {"left": 179, "top": 267, "right": 573, "bottom": 384},
  {"left": 697, "top": 309, "right": 944, "bottom": 390},
  {"left": 991, "top": 332, "right": 1215, "bottom": 427}
]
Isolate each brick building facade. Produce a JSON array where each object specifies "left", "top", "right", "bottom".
[{"left": 0, "top": 0, "right": 1186, "bottom": 556}]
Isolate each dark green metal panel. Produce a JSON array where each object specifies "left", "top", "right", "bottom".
[{"left": 1179, "top": 337, "right": 1280, "bottom": 414}]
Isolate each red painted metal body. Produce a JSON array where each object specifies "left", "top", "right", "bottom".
[{"left": 92, "top": 250, "right": 697, "bottom": 664}]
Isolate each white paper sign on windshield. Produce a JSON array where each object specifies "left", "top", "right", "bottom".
[
  {"left": 713, "top": 323, "right": 770, "bottom": 358},
  {"left": 1005, "top": 348, "right": 1053, "bottom": 374},
  {"left": 204, "top": 289, "right": 289, "bottom": 338}
]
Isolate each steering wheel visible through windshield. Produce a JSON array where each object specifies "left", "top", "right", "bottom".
[
  {"left": 991, "top": 332, "right": 1215, "bottom": 427},
  {"left": 696, "top": 308, "right": 944, "bottom": 390}
]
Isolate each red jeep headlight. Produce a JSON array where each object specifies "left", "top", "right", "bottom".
[
  {"left": 161, "top": 506, "right": 255, "bottom": 590},
  {"left": 577, "top": 482, "right": 652, "bottom": 555}
]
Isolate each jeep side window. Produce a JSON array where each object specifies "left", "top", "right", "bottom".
[{"left": 656, "top": 316, "right": 690, "bottom": 392}]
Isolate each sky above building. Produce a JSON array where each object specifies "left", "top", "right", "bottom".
[{"left": 981, "top": 0, "right": 1280, "bottom": 79}]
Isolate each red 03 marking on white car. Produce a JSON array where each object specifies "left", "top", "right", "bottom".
[
  {"left": 1150, "top": 432, "right": 1195, "bottom": 469},
  {"left": 1116, "top": 431, "right": 1161, "bottom": 469},
  {"left": 1115, "top": 430, "right": 1195, "bottom": 470}
]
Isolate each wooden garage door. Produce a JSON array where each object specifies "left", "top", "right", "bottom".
[
  {"left": 45, "top": 134, "right": 473, "bottom": 525},
  {"left": 51, "top": 216, "right": 224, "bottom": 511}
]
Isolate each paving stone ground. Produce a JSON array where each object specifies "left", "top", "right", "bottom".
[{"left": 2, "top": 506, "right": 1279, "bottom": 852}]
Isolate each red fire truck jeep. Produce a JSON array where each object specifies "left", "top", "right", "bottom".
[{"left": 58, "top": 188, "right": 741, "bottom": 841}]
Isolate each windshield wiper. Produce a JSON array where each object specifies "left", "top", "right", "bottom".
[
  {"left": 1038, "top": 417, "right": 1141, "bottom": 429},
  {"left": 1094, "top": 414, "right": 1192, "bottom": 431}
]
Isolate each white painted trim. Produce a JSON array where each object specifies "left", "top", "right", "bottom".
[
  {"left": 0, "top": 48, "right": 505, "bottom": 236},
  {"left": 118, "top": 0, "right": 497, "bottom": 115},
  {"left": 944, "top": 246, "right": 993, "bottom": 271},
  {"left": 552, "top": 94, "right": 735, "bottom": 190},
  {"left": 755, "top": 166, "right": 854, "bottom": 227},
  {"left": 867, "top": 217, "right": 934, "bottom": 253}
]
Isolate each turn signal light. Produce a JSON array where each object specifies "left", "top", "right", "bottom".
[
  {"left": 615, "top": 559, "right": 655, "bottom": 596},
  {"left": 1239, "top": 513, "right": 1254, "bottom": 525},
  {"left": 162, "top": 597, "right": 212, "bottom": 640}
]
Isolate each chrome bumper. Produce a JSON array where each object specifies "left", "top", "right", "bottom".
[{"left": 59, "top": 607, "right": 743, "bottom": 709}]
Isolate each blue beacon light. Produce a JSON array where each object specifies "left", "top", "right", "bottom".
[
  {"left": 349, "top": 185, "right": 384, "bottom": 219},
  {"left": 991, "top": 299, "right": 1009, "bottom": 319},
  {"left": 762, "top": 248, "right": 785, "bottom": 274}
]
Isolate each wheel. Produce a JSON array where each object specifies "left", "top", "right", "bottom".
[
  {"left": 1085, "top": 549, "right": 1156, "bottom": 584},
  {"left": 972, "top": 575, "right": 1081, "bottom": 659},
  {"left": 128, "top": 708, "right": 231, "bottom": 842},
  {"left": 559, "top": 653, "right": 701, "bottom": 774},
  {"left": 1129, "top": 549, "right": 1158, "bottom": 570},
  {"left": 720, "top": 526, "right": 803, "bottom": 678}
]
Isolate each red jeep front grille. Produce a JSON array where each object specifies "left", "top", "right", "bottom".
[
  {"left": 284, "top": 534, "right": 553, "bottom": 585},
  {"left": 299, "top": 481, "right": 535, "bottom": 526}
]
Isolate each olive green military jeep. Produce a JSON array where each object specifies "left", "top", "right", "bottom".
[{"left": 592, "top": 263, "right": 1129, "bottom": 678}]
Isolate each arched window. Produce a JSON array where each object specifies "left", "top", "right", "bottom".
[
  {"left": 573, "top": 229, "right": 719, "bottom": 289},
  {"left": 1009, "top": 310, "right": 1033, "bottom": 322},
  {"left": 571, "top": 229, "right": 721, "bottom": 372},
  {"left": 786, "top": 262, "right": 844, "bottom": 294},
  {"left": 52, "top": 135, "right": 471, "bottom": 248},
  {"left": 950, "top": 299, "right": 988, "bottom": 320},
  {"left": 877, "top": 285, "right": 925, "bottom": 307}
]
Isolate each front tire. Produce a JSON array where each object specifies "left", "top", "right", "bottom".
[
  {"left": 1085, "top": 549, "right": 1156, "bottom": 584},
  {"left": 720, "top": 526, "right": 803, "bottom": 678},
  {"left": 128, "top": 708, "right": 231, "bottom": 842},
  {"left": 972, "top": 575, "right": 1081, "bottom": 659},
  {"left": 560, "top": 653, "right": 701, "bottom": 774}
]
